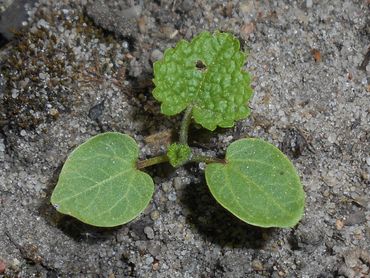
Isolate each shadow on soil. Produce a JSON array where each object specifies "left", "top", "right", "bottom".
[{"left": 180, "top": 174, "right": 276, "bottom": 249}]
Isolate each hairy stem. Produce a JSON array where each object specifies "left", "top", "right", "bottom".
[
  {"left": 190, "top": 154, "right": 226, "bottom": 164},
  {"left": 136, "top": 155, "right": 169, "bottom": 169},
  {"left": 179, "top": 105, "right": 193, "bottom": 145}
]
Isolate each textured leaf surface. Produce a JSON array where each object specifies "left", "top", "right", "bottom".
[
  {"left": 51, "top": 132, "right": 154, "bottom": 227},
  {"left": 167, "top": 143, "right": 191, "bottom": 167},
  {"left": 205, "top": 138, "right": 305, "bottom": 227},
  {"left": 153, "top": 31, "right": 253, "bottom": 131}
]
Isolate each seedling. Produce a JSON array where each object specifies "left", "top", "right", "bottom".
[{"left": 51, "top": 31, "right": 305, "bottom": 228}]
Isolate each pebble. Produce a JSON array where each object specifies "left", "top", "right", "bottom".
[
  {"left": 306, "top": 0, "right": 313, "bottom": 8},
  {"left": 168, "top": 192, "right": 177, "bottom": 201},
  {"left": 129, "top": 59, "right": 142, "bottom": 77},
  {"left": 150, "top": 49, "right": 163, "bottom": 62},
  {"left": 145, "top": 256, "right": 154, "bottom": 265},
  {"left": 37, "top": 19, "right": 50, "bottom": 29},
  {"left": 161, "top": 181, "right": 171, "bottom": 192},
  {"left": 148, "top": 243, "right": 161, "bottom": 257},
  {"left": 366, "top": 157, "right": 370, "bottom": 166},
  {"left": 20, "top": 130, "right": 27, "bottom": 137},
  {"left": 121, "top": 5, "right": 142, "bottom": 19},
  {"left": 344, "top": 211, "right": 366, "bottom": 226},
  {"left": 198, "top": 162, "right": 206, "bottom": 171},
  {"left": 144, "top": 226, "right": 155, "bottom": 239},
  {"left": 11, "top": 89, "right": 18, "bottom": 98},
  {"left": 327, "top": 134, "right": 336, "bottom": 144},
  {"left": 150, "top": 210, "right": 160, "bottom": 221},
  {"left": 152, "top": 261, "right": 160, "bottom": 271},
  {"left": 336, "top": 219, "right": 344, "bottom": 230},
  {"left": 0, "top": 259, "right": 5, "bottom": 274},
  {"left": 173, "top": 177, "right": 184, "bottom": 191},
  {"left": 0, "top": 139, "right": 4, "bottom": 152},
  {"left": 251, "top": 259, "right": 264, "bottom": 271},
  {"left": 10, "top": 258, "right": 20, "bottom": 271}
]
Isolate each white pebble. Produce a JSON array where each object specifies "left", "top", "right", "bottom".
[
  {"left": 145, "top": 256, "right": 154, "bottom": 265},
  {"left": 168, "top": 192, "right": 177, "bottom": 201},
  {"left": 20, "top": 130, "right": 27, "bottom": 137},
  {"left": 366, "top": 157, "right": 370, "bottom": 166}
]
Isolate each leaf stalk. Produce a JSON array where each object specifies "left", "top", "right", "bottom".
[
  {"left": 179, "top": 105, "right": 193, "bottom": 145},
  {"left": 136, "top": 155, "right": 169, "bottom": 169}
]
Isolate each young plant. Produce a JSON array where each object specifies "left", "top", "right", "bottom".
[{"left": 51, "top": 31, "right": 305, "bottom": 228}]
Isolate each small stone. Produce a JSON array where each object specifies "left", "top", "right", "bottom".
[
  {"left": 366, "top": 157, "right": 370, "bottom": 166},
  {"left": 327, "top": 134, "right": 336, "bottom": 144},
  {"left": 198, "top": 162, "right": 206, "bottom": 171},
  {"left": 0, "top": 259, "right": 5, "bottom": 274},
  {"left": 129, "top": 59, "right": 142, "bottom": 77},
  {"left": 150, "top": 210, "right": 160, "bottom": 221},
  {"left": 10, "top": 258, "right": 20, "bottom": 271},
  {"left": 306, "top": 0, "right": 313, "bottom": 8},
  {"left": 39, "top": 72, "right": 46, "bottom": 80},
  {"left": 20, "top": 130, "right": 27, "bottom": 137},
  {"left": 159, "top": 26, "right": 178, "bottom": 39},
  {"left": 173, "top": 177, "right": 185, "bottom": 191},
  {"left": 322, "top": 190, "right": 330, "bottom": 197},
  {"left": 152, "top": 261, "right": 160, "bottom": 271},
  {"left": 161, "top": 181, "right": 171, "bottom": 192},
  {"left": 361, "top": 171, "right": 369, "bottom": 182},
  {"left": 344, "top": 211, "right": 366, "bottom": 226},
  {"left": 145, "top": 256, "right": 154, "bottom": 265},
  {"left": 148, "top": 243, "right": 161, "bottom": 257},
  {"left": 240, "top": 22, "right": 255, "bottom": 40},
  {"left": 144, "top": 226, "right": 154, "bottom": 239},
  {"left": 49, "top": 108, "right": 59, "bottom": 117},
  {"left": 11, "top": 89, "right": 18, "bottom": 98},
  {"left": 37, "top": 19, "right": 49, "bottom": 29},
  {"left": 0, "top": 139, "right": 5, "bottom": 152},
  {"left": 121, "top": 5, "right": 142, "bottom": 19},
  {"left": 336, "top": 219, "right": 344, "bottom": 230},
  {"left": 151, "top": 49, "right": 163, "bottom": 62},
  {"left": 168, "top": 192, "right": 177, "bottom": 201},
  {"left": 138, "top": 16, "right": 147, "bottom": 33},
  {"left": 251, "top": 259, "right": 264, "bottom": 271}
]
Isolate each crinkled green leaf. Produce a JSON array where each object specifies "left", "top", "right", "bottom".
[
  {"left": 167, "top": 143, "right": 191, "bottom": 167},
  {"left": 153, "top": 31, "right": 253, "bottom": 131},
  {"left": 51, "top": 132, "right": 154, "bottom": 227},
  {"left": 205, "top": 138, "right": 305, "bottom": 228}
]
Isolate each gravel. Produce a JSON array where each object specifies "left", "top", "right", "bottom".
[{"left": 0, "top": 0, "right": 369, "bottom": 277}]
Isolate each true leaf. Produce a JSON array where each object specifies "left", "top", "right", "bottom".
[
  {"left": 167, "top": 143, "right": 191, "bottom": 167},
  {"left": 205, "top": 138, "right": 305, "bottom": 228},
  {"left": 51, "top": 132, "right": 154, "bottom": 227},
  {"left": 153, "top": 31, "right": 253, "bottom": 131}
]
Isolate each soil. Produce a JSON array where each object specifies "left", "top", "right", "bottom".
[{"left": 0, "top": 0, "right": 369, "bottom": 277}]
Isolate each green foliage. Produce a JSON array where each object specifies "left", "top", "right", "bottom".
[
  {"left": 205, "top": 138, "right": 305, "bottom": 227},
  {"left": 167, "top": 143, "right": 191, "bottom": 167},
  {"left": 50, "top": 133, "right": 154, "bottom": 227},
  {"left": 51, "top": 31, "right": 305, "bottom": 229},
  {"left": 153, "top": 31, "right": 253, "bottom": 131}
]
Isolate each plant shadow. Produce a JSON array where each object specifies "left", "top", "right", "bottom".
[{"left": 180, "top": 174, "right": 276, "bottom": 249}]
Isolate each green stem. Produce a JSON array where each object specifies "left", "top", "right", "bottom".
[
  {"left": 190, "top": 154, "right": 226, "bottom": 164},
  {"left": 136, "top": 155, "right": 169, "bottom": 169},
  {"left": 179, "top": 105, "right": 193, "bottom": 145}
]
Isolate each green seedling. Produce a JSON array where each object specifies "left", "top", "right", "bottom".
[{"left": 51, "top": 31, "right": 305, "bottom": 228}]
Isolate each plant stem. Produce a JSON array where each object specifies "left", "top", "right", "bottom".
[
  {"left": 179, "top": 105, "right": 193, "bottom": 145},
  {"left": 190, "top": 154, "right": 226, "bottom": 164},
  {"left": 136, "top": 155, "right": 169, "bottom": 169}
]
